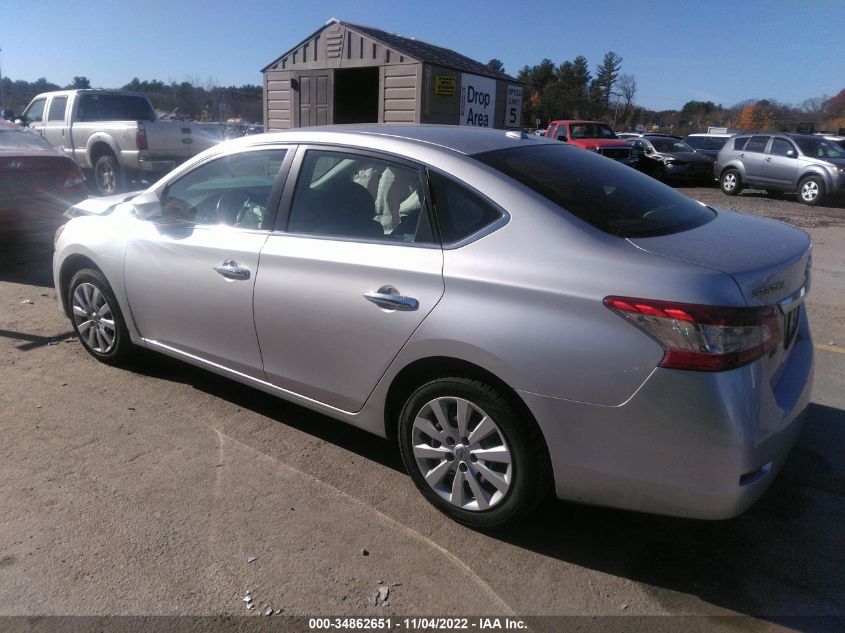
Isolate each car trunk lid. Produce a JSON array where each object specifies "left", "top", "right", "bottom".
[{"left": 628, "top": 208, "right": 811, "bottom": 381}]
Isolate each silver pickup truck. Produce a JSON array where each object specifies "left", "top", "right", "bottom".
[{"left": 19, "top": 89, "right": 223, "bottom": 195}]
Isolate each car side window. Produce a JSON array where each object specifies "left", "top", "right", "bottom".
[
  {"left": 24, "top": 98, "right": 46, "bottom": 124},
  {"left": 47, "top": 97, "right": 67, "bottom": 122},
  {"left": 733, "top": 137, "right": 750, "bottom": 151},
  {"left": 160, "top": 149, "right": 287, "bottom": 228},
  {"left": 769, "top": 138, "right": 796, "bottom": 156},
  {"left": 428, "top": 171, "right": 503, "bottom": 244},
  {"left": 745, "top": 136, "right": 770, "bottom": 153},
  {"left": 287, "top": 150, "right": 432, "bottom": 244}
]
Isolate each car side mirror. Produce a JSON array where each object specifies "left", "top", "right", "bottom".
[
  {"left": 644, "top": 147, "right": 653, "bottom": 154},
  {"left": 14, "top": 116, "right": 25, "bottom": 126},
  {"left": 131, "top": 191, "right": 165, "bottom": 220},
  {"left": 786, "top": 150, "right": 797, "bottom": 158}
]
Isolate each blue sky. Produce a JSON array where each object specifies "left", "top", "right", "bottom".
[{"left": 1, "top": 0, "right": 843, "bottom": 110}]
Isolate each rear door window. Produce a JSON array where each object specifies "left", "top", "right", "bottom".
[
  {"left": 745, "top": 136, "right": 770, "bottom": 153},
  {"left": 733, "top": 137, "right": 750, "bottom": 150},
  {"left": 287, "top": 150, "right": 433, "bottom": 244}
]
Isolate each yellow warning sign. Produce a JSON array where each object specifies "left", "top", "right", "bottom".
[{"left": 435, "top": 76, "right": 457, "bottom": 97}]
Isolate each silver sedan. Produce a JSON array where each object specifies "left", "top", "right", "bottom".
[{"left": 54, "top": 125, "right": 813, "bottom": 529}]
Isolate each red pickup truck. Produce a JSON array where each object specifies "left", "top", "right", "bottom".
[{"left": 544, "top": 120, "right": 635, "bottom": 165}]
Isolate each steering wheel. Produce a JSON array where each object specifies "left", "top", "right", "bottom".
[{"left": 216, "top": 190, "right": 250, "bottom": 226}]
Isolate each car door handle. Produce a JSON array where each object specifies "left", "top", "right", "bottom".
[
  {"left": 213, "top": 259, "right": 250, "bottom": 280},
  {"left": 364, "top": 290, "right": 419, "bottom": 311},
  {"left": 766, "top": 157, "right": 772, "bottom": 162}
]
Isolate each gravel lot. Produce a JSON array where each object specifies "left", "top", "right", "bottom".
[{"left": 1, "top": 186, "right": 844, "bottom": 631}]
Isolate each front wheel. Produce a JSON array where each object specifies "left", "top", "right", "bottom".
[
  {"left": 798, "top": 175, "right": 825, "bottom": 206},
  {"left": 720, "top": 169, "right": 742, "bottom": 196},
  {"left": 68, "top": 268, "right": 133, "bottom": 364},
  {"left": 93, "top": 154, "right": 124, "bottom": 196},
  {"left": 398, "top": 378, "right": 550, "bottom": 530}
]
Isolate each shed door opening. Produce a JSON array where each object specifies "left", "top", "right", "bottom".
[{"left": 334, "top": 67, "right": 379, "bottom": 124}]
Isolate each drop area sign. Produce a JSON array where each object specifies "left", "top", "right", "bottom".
[{"left": 460, "top": 74, "right": 496, "bottom": 127}]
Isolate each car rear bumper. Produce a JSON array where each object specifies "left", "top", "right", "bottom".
[{"left": 520, "top": 312, "right": 814, "bottom": 519}]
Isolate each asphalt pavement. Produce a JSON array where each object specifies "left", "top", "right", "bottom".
[{"left": 0, "top": 187, "right": 843, "bottom": 632}]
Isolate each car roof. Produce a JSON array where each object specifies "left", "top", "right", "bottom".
[{"left": 228, "top": 124, "right": 554, "bottom": 156}]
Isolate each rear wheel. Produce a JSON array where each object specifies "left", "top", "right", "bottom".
[
  {"left": 720, "top": 169, "right": 742, "bottom": 196},
  {"left": 68, "top": 268, "right": 133, "bottom": 364},
  {"left": 93, "top": 153, "right": 124, "bottom": 196},
  {"left": 798, "top": 175, "right": 825, "bottom": 206},
  {"left": 398, "top": 377, "right": 550, "bottom": 530}
]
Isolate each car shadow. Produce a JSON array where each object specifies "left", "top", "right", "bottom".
[
  {"left": 126, "top": 349, "right": 843, "bottom": 624},
  {"left": 127, "top": 351, "right": 405, "bottom": 474},
  {"left": 0, "top": 225, "right": 58, "bottom": 288},
  {"left": 496, "top": 401, "right": 845, "bottom": 625}
]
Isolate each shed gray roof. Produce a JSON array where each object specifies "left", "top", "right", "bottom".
[{"left": 262, "top": 19, "right": 519, "bottom": 83}]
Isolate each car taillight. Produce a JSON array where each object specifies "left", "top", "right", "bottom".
[
  {"left": 136, "top": 127, "right": 148, "bottom": 150},
  {"left": 604, "top": 296, "right": 781, "bottom": 372},
  {"left": 63, "top": 164, "right": 85, "bottom": 189}
]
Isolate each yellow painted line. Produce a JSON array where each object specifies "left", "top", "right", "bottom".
[{"left": 815, "top": 343, "right": 845, "bottom": 355}]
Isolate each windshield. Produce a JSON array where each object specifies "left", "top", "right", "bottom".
[
  {"left": 650, "top": 138, "right": 694, "bottom": 153},
  {"left": 0, "top": 128, "right": 54, "bottom": 151},
  {"left": 793, "top": 137, "right": 845, "bottom": 159},
  {"left": 569, "top": 123, "right": 617, "bottom": 139},
  {"left": 473, "top": 144, "right": 715, "bottom": 238}
]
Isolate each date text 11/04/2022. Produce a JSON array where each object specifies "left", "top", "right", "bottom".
[{"left": 307, "top": 617, "right": 528, "bottom": 630}]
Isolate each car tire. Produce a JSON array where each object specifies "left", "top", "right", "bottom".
[
  {"left": 68, "top": 268, "right": 133, "bottom": 365},
  {"left": 398, "top": 377, "right": 550, "bottom": 530},
  {"left": 797, "top": 175, "right": 825, "bottom": 206},
  {"left": 94, "top": 153, "right": 124, "bottom": 196},
  {"left": 720, "top": 169, "right": 742, "bottom": 196}
]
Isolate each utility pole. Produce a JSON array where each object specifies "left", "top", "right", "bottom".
[{"left": 0, "top": 48, "right": 6, "bottom": 115}]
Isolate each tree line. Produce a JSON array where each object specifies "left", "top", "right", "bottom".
[
  {"left": 4, "top": 68, "right": 845, "bottom": 134},
  {"left": 0, "top": 76, "right": 263, "bottom": 122},
  {"left": 490, "top": 56, "right": 845, "bottom": 134}
]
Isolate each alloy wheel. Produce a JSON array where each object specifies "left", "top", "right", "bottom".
[
  {"left": 411, "top": 396, "right": 512, "bottom": 511},
  {"left": 801, "top": 180, "right": 819, "bottom": 202},
  {"left": 72, "top": 282, "right": 116, "bottom": 353},
  {"left": 722, "top": 173, "right": 737, "bottom": 191}
]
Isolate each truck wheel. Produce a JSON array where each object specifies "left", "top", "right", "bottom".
[
  {"left": 94, "top": 154, "right": 124, "bottom": 196},
  {"left": 798, "top": 175, "right": 825, "bottom": 206}
]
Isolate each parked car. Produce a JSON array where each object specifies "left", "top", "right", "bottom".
[
  {"left": 544, "top": 120, "right": 636, "bottom": 165},
  {"left": 0, "top": 120, "right": 86, "bottom": 228},
  {"left": 715, "top": 132, "right": 845, "bottom": 205},
  {"left": 626, "top": 135, "right": 715, "bottom": 182},
  {"left": 17, "top": 90, "right": 223, "bottom": 196},
  {"left": 685, "top": 132, "right": 733, "bottom": 160},
  {"left": 54, "top": 125, "right": 813, "bottom": 529}
]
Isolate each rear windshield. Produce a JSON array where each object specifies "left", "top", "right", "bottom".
[
  {"left": 0, "top": 128, "right": 54, "bottom": 151},
  {"left": 77, "top": 94, "right": 154, "bottom": 122},
  {"left": 473, "top": 144, "right": 715, "bottom": 238}
]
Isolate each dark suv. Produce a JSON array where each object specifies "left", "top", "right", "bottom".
[{"left": 715, "top": 133, "right": 845, "bottom": 205}]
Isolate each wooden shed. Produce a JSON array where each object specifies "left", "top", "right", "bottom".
[{"left": 262, "top": 19, "right": 523, "bottom": 131}]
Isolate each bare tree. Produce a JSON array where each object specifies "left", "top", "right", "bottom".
[{"left": 618, "top": 73, "right": 637, "bottom": 124}]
